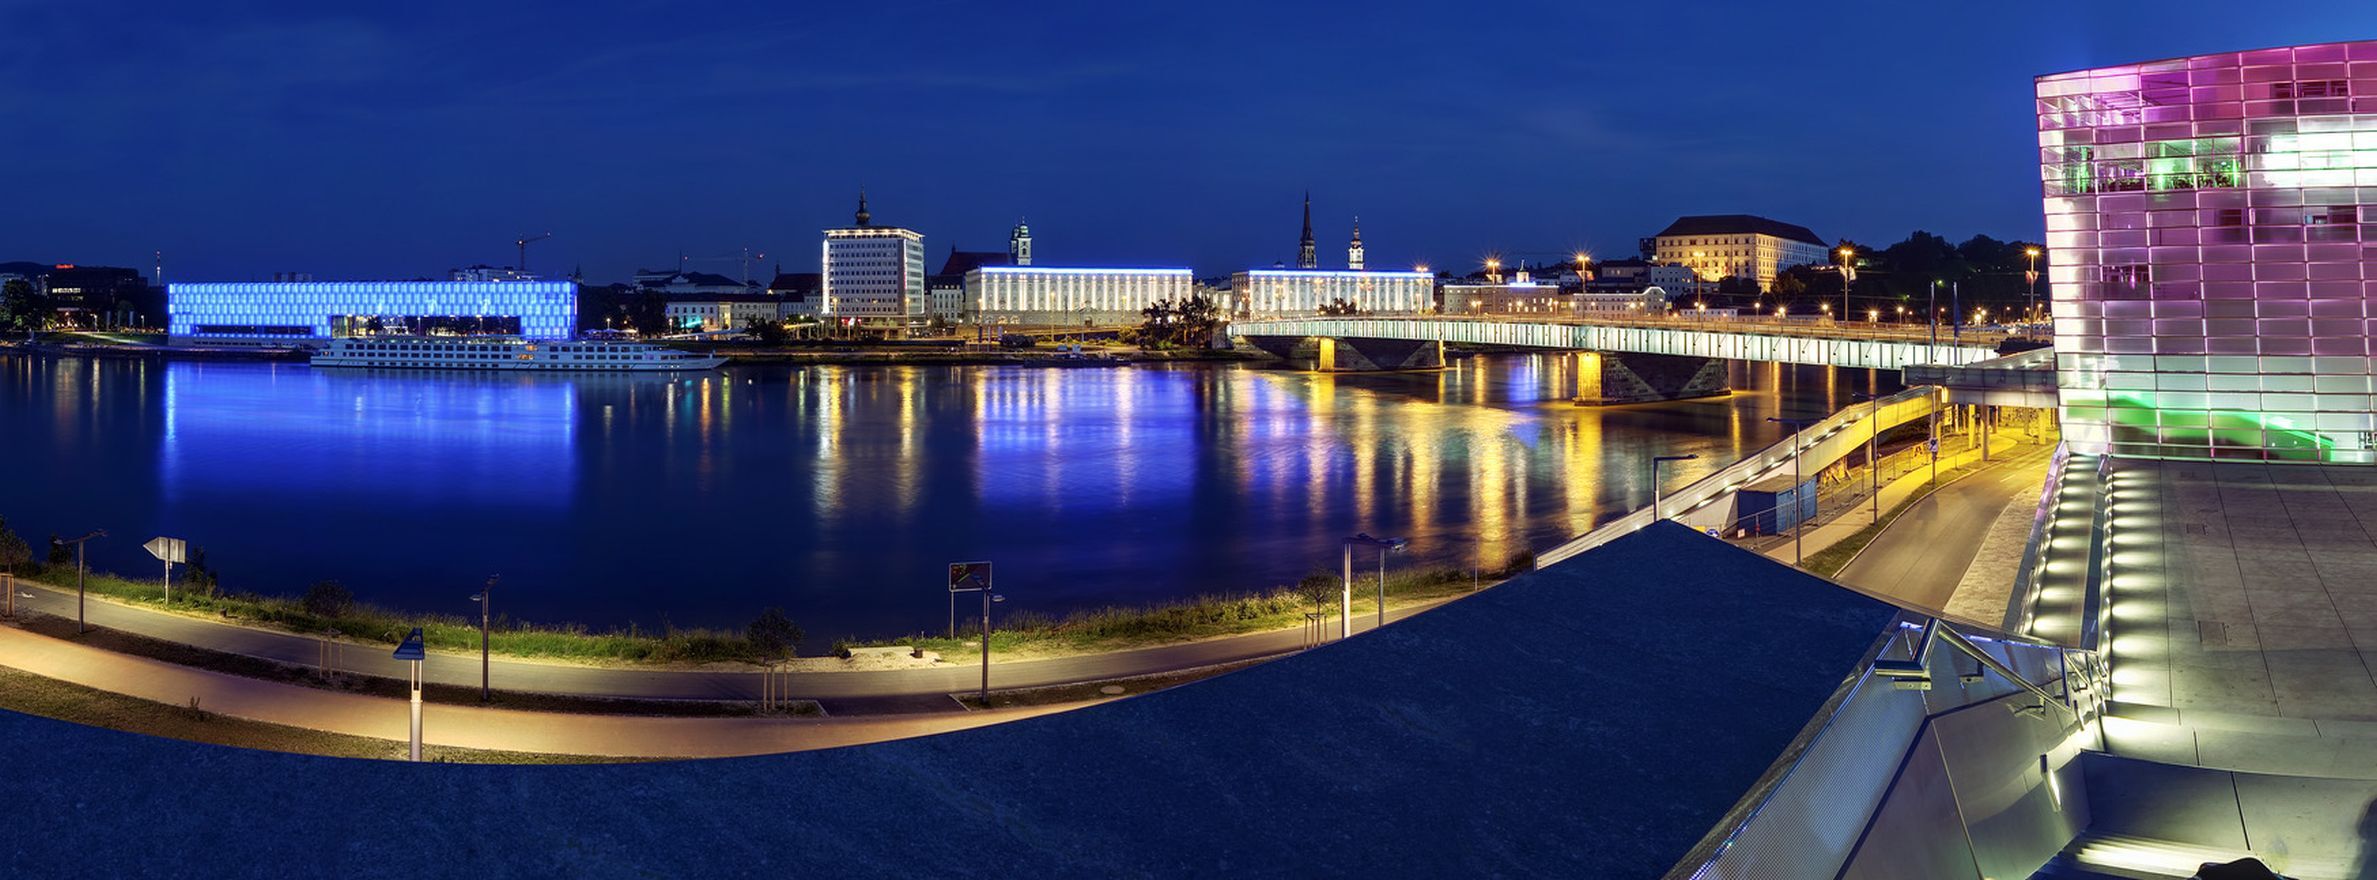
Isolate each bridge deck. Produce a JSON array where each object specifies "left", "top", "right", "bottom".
[{"left": 1235, "top": 315, "right": 2007, "bottom": 370}]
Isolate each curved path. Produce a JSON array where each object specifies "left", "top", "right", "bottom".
[
  {"left": 1834, "top": 443, "right": 2055, "bottom": 616},
  {"left": 7, "top": 581, "right": 1445, "bottom": 708}
]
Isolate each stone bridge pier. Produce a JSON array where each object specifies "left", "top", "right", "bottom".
[
  {"left": 1568, "top": 351, "right": 1730, "bottom": 405},
  {"left": 1239, "top": 335, "right": 1445, "bottom": 372}
]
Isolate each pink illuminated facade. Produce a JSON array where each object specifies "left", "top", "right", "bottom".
[{"left": 2039, "top": 41, "right": 2377, "bottom": 463}]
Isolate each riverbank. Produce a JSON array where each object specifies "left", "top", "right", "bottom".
[{"left": 4, "top": 557, "right": 1513, "bottom": 669}]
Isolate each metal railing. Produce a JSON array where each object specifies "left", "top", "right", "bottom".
[
  {"left": 1538, "top": 386, "right": 1944, "bottom": 566},
  {"left": 1670, "top": 613, "right": 2102, "bottom": 880}
]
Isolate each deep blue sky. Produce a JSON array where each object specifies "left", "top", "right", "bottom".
[{"left": 5, "top": 1, "right": 2374, "bottom": 282}]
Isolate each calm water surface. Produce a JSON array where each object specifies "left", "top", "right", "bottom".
[{"left": 0, "top": 353, "right": 1896, "bottom": 637}]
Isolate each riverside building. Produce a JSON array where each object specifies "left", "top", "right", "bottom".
[
  {"left": 966, "top": 266, "right": 1196, "bottom": 326},
  {"left": 1648, "top": 215, "right": 1829, "bottom": 292},
  {"left": 822, "top": 191, "right": 928, "bottom": 334},
  {"left": 2039, "top": 39, "right": 2377, "bottom": 463},
  {"left": 166, "top": 280, "right": 578, "bottom": 346}
]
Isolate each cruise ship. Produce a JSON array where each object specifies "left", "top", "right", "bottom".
[{"left": 310, "top": 337, "right": 727, "bottom": 372}]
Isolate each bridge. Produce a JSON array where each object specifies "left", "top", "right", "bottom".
[{"left": 1232, "top": 314, "right": 2011, "bottom": 371}]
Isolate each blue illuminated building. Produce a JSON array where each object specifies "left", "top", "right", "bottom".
[{"left": 166, "top": 281, "right": 579, "bottom": 346}]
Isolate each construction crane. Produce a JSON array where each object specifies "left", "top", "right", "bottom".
[
  {"left": 514, "top": 232, "right": 552, "bottom": 275},
  {"left": 681, "top": 247, "right": 769, "bottom": 287}
]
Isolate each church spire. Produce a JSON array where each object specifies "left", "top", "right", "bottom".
[
  {"left": 854, "top": 187, "right": 872, "bottom": 227},
  {"left": 1296, "top": 191, "right": 1317, "bottom": 269},
  {"left": 1347, "top": 215, "right": 1365, "bottom": 270}
]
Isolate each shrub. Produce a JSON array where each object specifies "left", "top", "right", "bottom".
[
  {"left": 301, "top": 580, "right": 354, "bottom": 619},
  {"left": 744, "top": 607, "right": 803, "bottom": 661}
]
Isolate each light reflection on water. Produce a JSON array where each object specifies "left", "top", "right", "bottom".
[{"left": 0, "top": 352, "right": 1893, "bottom": 636}]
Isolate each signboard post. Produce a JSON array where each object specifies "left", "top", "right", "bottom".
[
  {"left": 948, "top": 562, "right": 995, "bottom": 704},
  {"left": 392, "top": 627, "right": 427, "bottom": 762},
  {"left": 143, "top": 536, "right": 186, "bottom": 605}
]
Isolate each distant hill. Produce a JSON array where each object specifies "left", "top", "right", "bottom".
[{"left": 0, "top": 261, "right": 52, "bottom": 277}]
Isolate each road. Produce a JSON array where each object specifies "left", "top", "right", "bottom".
[
  {"left": 3, "top": 579, "right": 1451, "bottom": 708},
  {"left": 1834, "top": 443, "right": 2054, "bottom": 613}
]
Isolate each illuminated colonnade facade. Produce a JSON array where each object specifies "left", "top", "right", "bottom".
[
  {"left": 167, "top": 281, "right": 579, "bottom": 346},
  {"left": 2040, "top": 41, "right": 2377, "bottom": 463},
  {"left": 965, "top": 266, "right": 1197, "bottom": 325},
  {"left": 1231, "top": 269, "right": 1435, "bottom": 317}
]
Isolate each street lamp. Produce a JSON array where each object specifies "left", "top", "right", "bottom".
[
  {"left": 1350, "top": 532, "right": 1397, "bottom": 637},
  {"left": 1651, "top": 454, "right": 1699, "bottom": 520},
  {"left": 468, "top": 575, "right": 497, "bottom": 702},
  {"left": 51, "top": 530, "right": 104, "bottom": 634},
  {"left": 1767, "top": 417, "right": 1818, "bottom": 566},
  {"left": 2023, "top": 246, "right": 2042, "bottom": 330},
  {"left": 1836, "top": 245, "right": 1856, "bottom": 321},
  {"left": 1341, "top": 533, "right": 1406, "bottom": 632}
]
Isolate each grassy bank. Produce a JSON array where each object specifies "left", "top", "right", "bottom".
[
  {"left": 13, "top": 565, "right": 767, "bottom": 665},
  {"left": 0, "top": 662, "right": 640, "bottom": 763},
  {"left": 854, "top": 563, "right": 1510, "bottom": 661},
  {"left": 10, "top": 557, "right": 1516, "bottom": 667}
]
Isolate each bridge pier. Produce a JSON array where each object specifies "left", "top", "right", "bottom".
[
  {"left": 1240, "top": 336, "right": 1444, "bottom": 372},
  {"left": 1570, "top": 351, "right": 1730, "bottom": 406}
]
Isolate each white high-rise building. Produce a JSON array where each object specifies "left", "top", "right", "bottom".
[{"left": 821, "top": 190, "right": 928, "bottom": 333}]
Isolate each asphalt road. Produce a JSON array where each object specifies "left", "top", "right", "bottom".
[
  {"left": 4, "top": 579, "right": 1448, "bottom": 706},
  {"left": 1834, "top": 443, "right": 2055, "bottom": 613}
]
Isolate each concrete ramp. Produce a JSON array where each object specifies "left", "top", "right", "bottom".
[{"left": 0, "top": 523, "right": 1899, "bottom": 877}]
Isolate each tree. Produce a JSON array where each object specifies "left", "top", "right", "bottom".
[
  {"left": 301, "top": 580, "right": 354, "bottom": 618},
  {"left": 625, "top": 291, "right": 671, "bottom": 337},
  {"left": 744, "top": 316, "right": 790, "bottom": 346},
  {"left": 0, "top": 516, "right": 29, "bottom": 574},
  {"left": 745, "top": 607, "right": 804, "bottom": 661},
  {"left": 1319, "top": 297, "right": 1359, "bottom": 316},
  {"left": 0, "top": 279, "right": 46, "bottom": 335},
  {"left": 44, "top": 533, "right": 69, "bottom": 566}
]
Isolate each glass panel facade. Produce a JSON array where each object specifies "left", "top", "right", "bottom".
[
  {"left": 2039, "top": 40, "right": 2377, "bottom": 463},
  {"left": 166, "top": 281, "right": 579, "bottom": 344}
]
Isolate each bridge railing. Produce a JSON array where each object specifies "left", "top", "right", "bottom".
[
  {"left": 1536, "top": 386, "right": 1945, "bottom": 567},
  {"left": 1236, "top": 311, "right": 2019, "bottom": 348}
]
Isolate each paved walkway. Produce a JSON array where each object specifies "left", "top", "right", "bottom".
[
  {"left": 4, "top": 576, "right": 1446, "bottom": 708},
  {"left": 1828, "top": 442, "right": 2056, "bottom": 621},
  {"left": 0, "top": 624, "right": 1082, "bottom": 758},
  {"left": 2096, "top": 459, "right": 2377, "bottom": 779}
]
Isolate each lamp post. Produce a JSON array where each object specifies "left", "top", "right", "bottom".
[
  {"left": 2024, "top": 246, "right": 2042, "bottom": 331},
  {"left": 393, "top": 627, "right": 426, "bottom": 762},
  {"left": 1768, "top": 417, "right": 1818, "bottom": 566},
  {"left": 1837, "top": 245, "right": 1856, "bottom": 323},
  {"left": 1928, "top": 280, "right": 1940, "bottom": 364},
  {"left": 51, "top": 530, "right": 104, "bottom": 635},
  {"left": 468, "top": 575, "right": 496, "bottom": 702},
  {"left": 1651, "top": 454, "right": 1699, "bottom": 521},
  {"left": 1343, "top": 533, "right": 1407, "bottom": 632}
]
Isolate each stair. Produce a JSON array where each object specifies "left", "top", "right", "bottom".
[
  {"left": 2099, "top": 703, "right": 2377, "bottom": 780},
  {"left": 2031, "top": 832, "right": 2356, "bottom": 880}
]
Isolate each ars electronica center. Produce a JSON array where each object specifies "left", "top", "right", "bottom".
[{"left": 2042, "top": 39, "right": 2377, "bottom": 463}]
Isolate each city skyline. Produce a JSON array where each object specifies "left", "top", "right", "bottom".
[{"left": 8, "top": 1, "right": 2375, "bottom": 283}]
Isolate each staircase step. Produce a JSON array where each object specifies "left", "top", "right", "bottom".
[
  {"left": 2044, "top": 832, "right": 2354, "bottom": 880},
  {"left": 2100, "top": 708, "right": 2377, "bottom": 780}
]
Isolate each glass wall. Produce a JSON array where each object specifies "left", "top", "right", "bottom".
[
  {"left": 167, "top": 281, "right": 578, "bottom": 344},
  {"left": 2040, "top": 41, "right": 2377, "bottom": 463}
]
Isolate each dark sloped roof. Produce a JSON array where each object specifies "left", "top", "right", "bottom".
[
  {"left": 765, "top": 272, "right": 820, "bottom": 292},
  {"left": 938, "top": 250, "right": 1011, "bottom": 276},
  {"left": 0, "top": 522, "right": 1898, "bottom": 877},
  {"left": 1655, "top": 214, "right": 1825, "bottom": 246}
]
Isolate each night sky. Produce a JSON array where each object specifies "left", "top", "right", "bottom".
[{"left": 6, "top": 1, "right": 2375, "bottom": 282}]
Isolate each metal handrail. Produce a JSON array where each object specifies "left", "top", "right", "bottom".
[{"left": 2007, "top": 442, "right": 2073, "bottom": 635}]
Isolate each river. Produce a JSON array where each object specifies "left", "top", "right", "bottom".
[{"left": 0, "top": 352, "right": 1896, "bottom": 638}]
